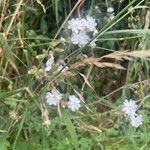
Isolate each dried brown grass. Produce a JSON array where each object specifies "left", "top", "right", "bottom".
[{"left": 71, "top": 50, "right": 150, "bottom": 70}]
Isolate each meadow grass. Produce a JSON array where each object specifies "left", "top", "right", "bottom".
[{"left": 0, "top": 0, "right": 150, "bottom": 149}]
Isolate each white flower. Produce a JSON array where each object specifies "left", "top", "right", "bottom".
[
  {"left": 122, "top": 99, "right": 143, "bottom": 128},
  {"left": 90, "top": 39, "right": 97, "bottom": 48},
  {"left": 57, "top": 65, "right": 69, "bottom": 73},
  {"left": 45, "top": 88, "right": 62, "bottom": 106},
  {"left": 71, "top": 31, "right": 90, "bottom": 47},
  {"left": 107, "top": 7, "right": 114, "bottom": 13},
  {"left": 130, "top": 115, "right": 143, "bottom": 128},
  {"left": 95, "top": 5, "right": 99, "bottom": 9},
  {"left": 60, "top": 37, "right": 66, "bottom": 42},
  {"left": 45, "top": 92, "right": 56, "bottom": 106},
  {"left": 52, "top": 88, "right": 62, "bottom": 101},
  {"left": 90, "top": 30, "right": 98, "bottom": 48},
  {"left": 93, "top": 30, "right": 98, "bottom": 36},
  {"left": 68, "top": 16, "right": 97, "bottom": 48},
  {"left": 45, "top": 56, "right": 54, "bottom": 72},
  {"left": 68, "top": 95, "right": 81, "bottom": 112},
  {"left": 68, "top": 16, "right": 97, "bottom": 33},
  {"left": 122, "top": 99, "right": 138, "bottom": 117},
  {"left": 68, "top": 18, "right": 86, "bottom": 34},
  {"left": 84, "top": 15, "right": 97, "bottom": 32}
]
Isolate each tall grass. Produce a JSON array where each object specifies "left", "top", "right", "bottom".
[{"left": 0, "top": 0, "right": 150, "bottom": 149}]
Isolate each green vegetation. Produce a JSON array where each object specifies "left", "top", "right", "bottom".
[{"left": 0, "top": 0, "right": 150, "bottom": 149}]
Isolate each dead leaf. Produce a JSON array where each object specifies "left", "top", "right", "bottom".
[{"left": 94, "top": 62, "right": 125, "bottom": 70}]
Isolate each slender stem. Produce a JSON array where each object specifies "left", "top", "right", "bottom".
[{"left": 5, "top": 0, "right": 23, "bottom": 37}]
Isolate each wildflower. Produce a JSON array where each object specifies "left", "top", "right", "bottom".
[
  {"left": 84, "top": 15, "right": 97, "bottom": 32},
  {"left": 68, "top": 15, "right": 97, "bottom": 48},
  {"left": 45, "top": 56, "right": 54, "bottom": 72},
  {"left": 68, "top": 16, "right": 97, "bottom": 33},
  {"left": 93, "top": 30, "right": 98, "bottom": 36},
  {"left": 45, "top": 88, "right": 62, "bottom": 106},
  {"left": 122, "top": 99, "right": 143, "bottom": 128},
  {"left": 9, "top": 111, "right": 19, "bottom": 122},
  {"left": 90, "top": 39, "right": 97, "bottom": 48},
  {"left": 68, "top": 95, "right": 81, "bottom": 112},
  {"left": 60, "top": 37, "right": 66, "bottom": 42},
  {"left": 122, "top": 99, "right": 138, "bottom": 117},
  {"left": 95, "top": 5, "right": 99, "bottom": 9},
  {"left": 45, "top": 92, "right": 56, "bottom": 106},
  {"left": 68, "top": 18, "right": 86, "bottom": 34},
  {"left": 57, "top": 65, "right": 69, "bottom": 73},
  {"left": 52, "top": 88, "right": 62, "bottom": 101},
  {"left": 71, "top": 31, "right": 90, "bottom": 47},
  {"left": 130, "top": 115, "right": 143, "bottom": 128},
  {"left": 107, "top": 7, "right": 114, "bottom": 13}
]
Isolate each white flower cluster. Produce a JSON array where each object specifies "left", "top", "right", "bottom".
[
  {"left": 45, "top": 89, "right": 81, "bottom": 112},
  {"left": 68, "top": 15, "right": 98, "bottom": 48},
  {"left": 57, "top": 65, "right": 69, "bottom": 73},
  {"left": 68, "top": 95, "right": 81, "bottom": 112},
  {"left": 106, "top": 7, "right": 115, "bottom": 21},
  {"left": 45, "top": 56, "right": 54, "bottom": 72},
  {"left": 44, "top": 55, "right": 69, "bottom": 73},
  {"left": 107, "top": 7, "right": 114, "bottom": 13},
  {"left": 122, "top": 99, "right": 143, "bottom": 128},
  {"left": 45, "top": 88, "right": 62, "bottom": 106}
]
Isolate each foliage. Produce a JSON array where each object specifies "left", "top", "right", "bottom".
[{"left": 0, "top": 0, "right": 150, "bottom": 149}]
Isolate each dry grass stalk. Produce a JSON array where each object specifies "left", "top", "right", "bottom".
[
  {"left": 102, "top": 50, "right": 150, "bottom": 60},
  {"left": 76, "top": 122, "right": 102, "bottom": 133},
  {"left": 71, "top": 50, "right": 150, "bottom": 70},
  {"left": 79, "top": 73, "right": 94, "bottom": 90},
  {"left": 73, "top": 88, "right": 93, "bottom": 113},
  {"left": 42, "top": 104, "right": 51, "bottom": 127},
  {"left": 94, "top": 62, "right": 125, "bottom": 70}
]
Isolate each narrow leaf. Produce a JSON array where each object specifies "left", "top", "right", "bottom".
[{"left": 62, "top": 112, "right": 78, "bottom": 150}]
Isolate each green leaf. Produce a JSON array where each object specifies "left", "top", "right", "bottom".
[
  {"left": 0, "top": 87, "right": 31, "bottom": 101},
  {"left": 62, "top": 112, "right": 79, "bottom": 150},
  {"left": 40, "top": 16, "right": 48, "bottom": 34},
  {"left": 0, "top": 91, "right": 19, "bottom": 100},
  {"left": 0, "top": 135, "right": 8, "bottom": 150}
]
